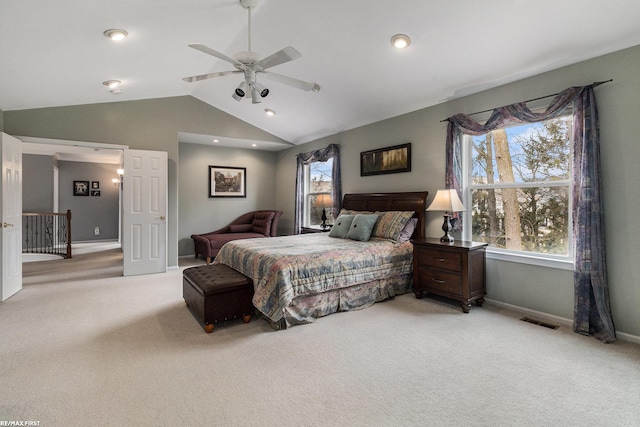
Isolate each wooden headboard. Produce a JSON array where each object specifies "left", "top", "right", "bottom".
[{"left": 342, "top": 191, "right": 429, "bottom": 239}]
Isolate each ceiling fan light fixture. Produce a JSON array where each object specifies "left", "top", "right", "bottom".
[
  {"left": 103, "top": 29, "right": 128, "bottom": 41},
  {"left": 391, "top": 34, "right": 411, "bottom": 49},
  {"left": 233, "top": 81, "right": 248, "bottom": 101},
  {"left": 312, "top": 84, "right": 321, "bottom": 92},
  {"left": 251, "top": 87, "right": 262, "bottom": 104},
  {"left": 254, "top": 82, "right": 269, "bottom": 97}
]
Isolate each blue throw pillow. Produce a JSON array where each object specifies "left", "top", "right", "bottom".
[
  {"left": 346, "top": 214, "right": 379, "bottom": 242},
  {"left": 329, "top": 215, "right": 355, "bottom": 238}
]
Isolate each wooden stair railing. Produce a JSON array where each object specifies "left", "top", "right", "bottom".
[{"left": 22, "top": 210, "right": 72, "bottom": 259}]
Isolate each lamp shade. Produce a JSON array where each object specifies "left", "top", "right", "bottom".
[
  {"left": 313, "top": 193, "right": 333, "bottom": 208},
  {"left": 426, "top": 189, "right": 465, "bottom": 213}
]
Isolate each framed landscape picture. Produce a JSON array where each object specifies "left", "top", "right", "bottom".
[
  {"left": 360, "top": 143, "right": 411, "bottom": 176},
  {"left": 209, "top": 166, "right": 246, "bottom": 198}
]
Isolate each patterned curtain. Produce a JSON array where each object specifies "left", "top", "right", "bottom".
[
  {"left": 445, "top": 86, "right": 615, "bottom": 342},
  {"left": 294, "top": 144, "right": 342, "bottom": 234}
]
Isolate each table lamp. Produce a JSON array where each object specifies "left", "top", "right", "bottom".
[
  {"left": 313, "top": 193, "right": 333, "bottom": 230},
  {"left": 426, "top": 189, "right": 466, "bottom": 242}
]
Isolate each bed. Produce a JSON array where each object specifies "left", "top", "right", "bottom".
[{"left": 214, "top": 191, "right": 428, "bottom": 329}]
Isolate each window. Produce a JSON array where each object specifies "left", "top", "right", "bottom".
[
  {"left": 463, "top": 115, "right": 573, "bottom": 262},
  {"left": 304, "top": 160, "right": 334, "bottom": 227}
]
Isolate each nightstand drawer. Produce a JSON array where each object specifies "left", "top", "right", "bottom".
[
  {"left": 416, "top": 248, "right": 462, "bottom": 272},
  {"left": 417, "top": 267, "right": 462, "bottom": 295}
]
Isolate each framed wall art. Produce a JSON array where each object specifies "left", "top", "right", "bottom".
[
  {"left": 360, "top": 143, "right": 412, "bottom": 176},
  {"left": 73, "top": 180, "right": 90, "bottom": 196},
  {"left": 209, "top": 166, "right": 246, "bottom": 198}
]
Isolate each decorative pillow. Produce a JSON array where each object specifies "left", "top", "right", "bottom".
[
  {"left": 345, "top": 214, "right": 379, "bottom": 242},
  {"left": 252, "top": 211, "right": 275, "bottom": 236},
  {"left": 397, "top": 218, "right": 418, "bottom": 243},
  {"left": 328, "top": 215, "right": 355, "bottom": 238},
  {"left": 371, "top": 211, "right": 415, "bottom": 241},
  {"left": 228, "top": 224, "right": 254, "bottom": 233}
]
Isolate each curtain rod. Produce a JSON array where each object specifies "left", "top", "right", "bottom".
[{"left": 440, "top": 79, "right": 612, "bottom": 123}]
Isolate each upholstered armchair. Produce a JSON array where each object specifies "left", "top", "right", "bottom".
[{"left": 191, "top": 210, "right": 282, "bottom": 264}]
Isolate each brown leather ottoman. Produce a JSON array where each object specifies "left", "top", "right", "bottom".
[{"left": 183, "top": 264, "right": 254, "bottom": 333}]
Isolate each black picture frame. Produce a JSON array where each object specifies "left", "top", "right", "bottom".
[
  {"left": 91, "top": 190, "right": 101, "bottom": 197},
  {"left": 360, "top": 143, "right": 412, "bottom": 176},
  {"left": 209, "top": 166, "right": 246, "bottom": 198},
  {"left": 73, "top": 180, "right": 90, "bottom": 196},
  {"left": 91, "top": 181, "right": 100, "bottom": 189}
]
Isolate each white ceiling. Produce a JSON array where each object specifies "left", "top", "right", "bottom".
[{"left": 3, "top": 0, "right": 640, "bottom": 148}]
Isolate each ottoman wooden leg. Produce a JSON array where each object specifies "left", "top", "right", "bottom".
[
  {"left": 242, "top": 314, "right": 251, "bottom": 323},
  {"left": 204, "top": 324, "right": 214, "bottom": 333}
]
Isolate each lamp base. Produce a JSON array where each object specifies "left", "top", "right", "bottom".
[
  {"left": 320, "top": 208, "right": 329, "bottom": 230},
  {"left": 440, "top": 214, "right": 454, "bottom": 243}
]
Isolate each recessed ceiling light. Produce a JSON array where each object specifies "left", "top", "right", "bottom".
[
  {"left": 251, "top": 144, "right": 257, "bottom": 147},
  {"left": 264, "top": 109, "right": 275, "bottom": 116},
  {"left": 103, "top": 29, "right": 128, "bottom": 41},
  {"left": 213, "top": 139, "right": 219, "bottom": 143},
  {"left": 103, "top": 80, "right": 121, "bottom": 90},
  {"left": 391, "top": 34, "right": 411, "bottom": 49}
]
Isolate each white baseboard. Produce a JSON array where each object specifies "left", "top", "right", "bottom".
[{"left": 485, "top": 298, "right": 640, "bottom": 345}]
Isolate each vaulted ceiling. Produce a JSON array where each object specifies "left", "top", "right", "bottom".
[{"left": 3, "top": 0, "right": 640, "bottom": 146}]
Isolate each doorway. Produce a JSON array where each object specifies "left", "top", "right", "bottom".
[{"left": 20, "top": 136, "right": 126, "bottom": 263}]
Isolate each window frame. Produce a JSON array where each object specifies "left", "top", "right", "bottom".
[
  {"left": 460, "top": 110, "right": 574, "bottom": 270},
  {"left": 303, "top": 160, "right": 334, "bottom": 228}
]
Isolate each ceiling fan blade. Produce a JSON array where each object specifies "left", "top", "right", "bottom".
[
  {"left": 260, "top": 71, "right": 321, "bottom": 92},
  {"left": 253, "top": 47, "right": 301, "bottom": 71},
  {"left": 182, "top": 70, "right": 241, "bottom": 83},
  {"left": 188, "top": 43, "right": 246, "bottom": 69}
]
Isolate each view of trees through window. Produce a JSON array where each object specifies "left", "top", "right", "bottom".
[
  {"left": 306, "top": 160, "right": 334, "bottom": 227},
  {"left": 468, "top": 116, "right": 572, "bottom": 255}
]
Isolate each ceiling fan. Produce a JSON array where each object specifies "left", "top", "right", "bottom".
[{"left": 182, "top": 0, "right": 321, "bottom": 104}]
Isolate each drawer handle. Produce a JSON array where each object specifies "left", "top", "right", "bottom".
[
  {"left": 431, "top": 278, "right": 446, "bottom": 284},
  {"left": 434, "top": 257, "right": 446, "bottom": 262}
]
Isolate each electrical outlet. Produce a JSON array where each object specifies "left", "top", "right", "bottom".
[{"left": 94, "top": 227, "right": 100, "bottom": 236}]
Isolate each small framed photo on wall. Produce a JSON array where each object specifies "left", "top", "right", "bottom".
[
  {"left": 73, "top": 180, "right": 90, "bottom": 196},
  {"left": 91, "top": 181, "right": 100, "bottom": 189}
]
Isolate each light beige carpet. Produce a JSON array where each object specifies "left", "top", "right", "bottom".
[{"left": 1, "top": 249, "right": 639, "bottom": 426}]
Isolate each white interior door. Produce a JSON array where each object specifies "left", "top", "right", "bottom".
[
  {"left": 122, "top": 149, "right": 167, "bottom": 276},
  {"left": 1, "top": 133, "right": 22, "bottom": 301}
]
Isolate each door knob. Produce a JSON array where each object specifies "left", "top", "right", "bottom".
[
  {"left": 3, "top": 222, "right": 14, "bottom": 228},
  {"left": 157, "top": 216, "right": 166, "bottom": 221}
]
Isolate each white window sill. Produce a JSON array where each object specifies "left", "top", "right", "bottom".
[{"left": 486, "top": 248, "right": 574, "bottom": 271}]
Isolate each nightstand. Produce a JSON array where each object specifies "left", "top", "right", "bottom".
[
  {"left": 412, "top": 238, "right": 488, "bottom": 313},
  {"left": 301, "top": 226, "right": 331, "bottom": 234}
]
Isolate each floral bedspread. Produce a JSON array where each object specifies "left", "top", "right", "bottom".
[{"left": 214, "top": 234, "right": 413, "bottom": 324}]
